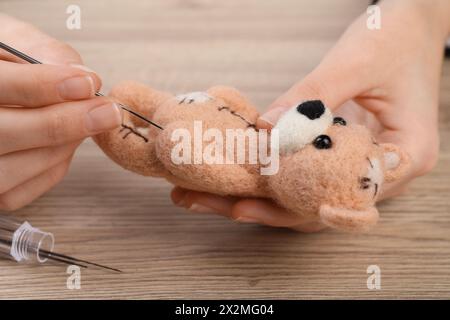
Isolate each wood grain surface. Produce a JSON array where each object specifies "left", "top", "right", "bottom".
[{"left": 0, "top": 0, "right": 449, "bottom": 299}]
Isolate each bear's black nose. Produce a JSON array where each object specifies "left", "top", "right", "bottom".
[{"left": 296, "top": 100, "right": 325, "bottom": 120}]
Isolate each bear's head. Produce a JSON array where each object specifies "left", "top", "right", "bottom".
[{"left": 268, "top": 101, "right": 409, "bottom": 232}]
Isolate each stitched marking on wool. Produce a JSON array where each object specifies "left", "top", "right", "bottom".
[
  {"left": 218, "top": 106, "right": 257, "bottom": 130},
  {"left": 120, "top": 124, "right": 149, "bottom": 143}
]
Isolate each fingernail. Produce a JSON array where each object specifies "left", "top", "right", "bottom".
[
  {"left": 59, "top": 75, "right": 95, "bottom": 100},
  {"left": 174, "top": 197, "right": 188, "bottom": 208},
  {"left": 172, "top": 190, "right": 188, "bottom": 207},
  {"left": 259, "top": 107, "right": 287, "bottom": 126},
  {"left": 188, "top": 203, "right": 215, "bottom": 214},
  {"left": 85, "top": 103, "right": 122, "bottom": 133},
  {"left": 173, "top": 195, "right": 186, "bottom": 207},
  {"left": 235, "top": 216, "right": 261, "bottom": 224},
  {"left": 69, "top": 63, "right": 96, "bottom": 74}
]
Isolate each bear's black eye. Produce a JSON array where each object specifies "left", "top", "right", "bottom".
[
  {"left": 333, "top": 117, "right": 347, "bottom": 126},
  {"left": 313, "top": 135, "right": 332, "bottom": 149}
]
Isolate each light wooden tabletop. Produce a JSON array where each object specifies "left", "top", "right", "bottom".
[{"left": 0, "top": 0, "right": 449, "bottom": 299}]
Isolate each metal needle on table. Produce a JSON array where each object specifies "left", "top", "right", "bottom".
[{"left": 0, "top": 234, "right": 122, "bottom": 273}]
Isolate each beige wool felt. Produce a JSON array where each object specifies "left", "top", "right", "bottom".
[{"left": 95, "top": 81, "right": 410, "bottom": 233}]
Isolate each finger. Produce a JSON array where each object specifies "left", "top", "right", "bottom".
[
  {"left": 0, "top": 97, "right": 122, "bottom": 154},
  {"left": 373, "top": 107, "right": 439, "bottom": 201},
  {"left": 0, "top": 157, "right": 72, "bottom": 211},
  {"left": 0, "top": 61, "right": 101, "bottom": 107},
  {"left": 0, "top": 14, "right": 83, "bottom": 65},
  {"left": 257, "top": 67, "right": 363, "bottom": 130},
  {"left": 231, "top": 198, "right": 314, "bottom": 227},
  {"left": 0, "top": 141, "right": 81, "bottom": 194},
  {"left": 257, "top": 18, "right": 378, "bottom": 129},
  {"left": 0, "top": 28, "right": 100, "bottom": 84},
  {"left": 171, "top": 187, "right": 236, "bottom": 218},
  {"left": 171, "top": 187, "right": 326, "bottom": 231},
  {"left": 171, "top": 186, "right": 189, "bottom": 206}
]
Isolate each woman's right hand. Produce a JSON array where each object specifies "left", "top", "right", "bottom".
[
  {"left": 171, "top": 0, "right": 450, "bottom": 232},
  {"left": 0, "top": 14, "right": 122, "bottom": 211}
]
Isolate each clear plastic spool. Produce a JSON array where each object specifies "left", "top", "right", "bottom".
[{"left": 10, "top": 222, "right": 55, "bottom": 263}]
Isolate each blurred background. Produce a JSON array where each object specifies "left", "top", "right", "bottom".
[{"left": 0, "top": 0, "right": 369, "bottom": 106}]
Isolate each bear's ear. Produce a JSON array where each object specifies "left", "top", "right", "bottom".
[
  {"left": 319, "top": 205, "right": 379, "bottom": 233},
  {"left": 380, "top": 143, "right": 410, "bottom": 183}
]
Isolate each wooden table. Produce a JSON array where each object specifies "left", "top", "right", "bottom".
[{"left": 0, "top": 0, "right": 449, "bottom": 299}]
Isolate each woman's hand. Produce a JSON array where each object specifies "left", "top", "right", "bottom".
[
  {"left": 171, "top": 0, "right": 450, "bottom": 232},
  {"left": 0, "top": 15, "right": 122, "bottom": 211}
]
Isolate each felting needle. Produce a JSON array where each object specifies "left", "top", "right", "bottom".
[
  {"left": 0, "top": 41, "right": 164, "bottom": 130},
  {"left": 39, "top": 248, "right": 122, "bottom": 273},
  {"left": 0, "top": 219, "right": 121, "bottom": 273}
]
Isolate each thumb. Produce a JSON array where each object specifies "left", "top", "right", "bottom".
[{"left": 257, "top": 59, "right": 365, "bottom": 129}]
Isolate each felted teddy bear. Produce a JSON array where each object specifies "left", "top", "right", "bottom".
[{"left": 95, "top": 81, "right": 410, "bottom": 233}]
